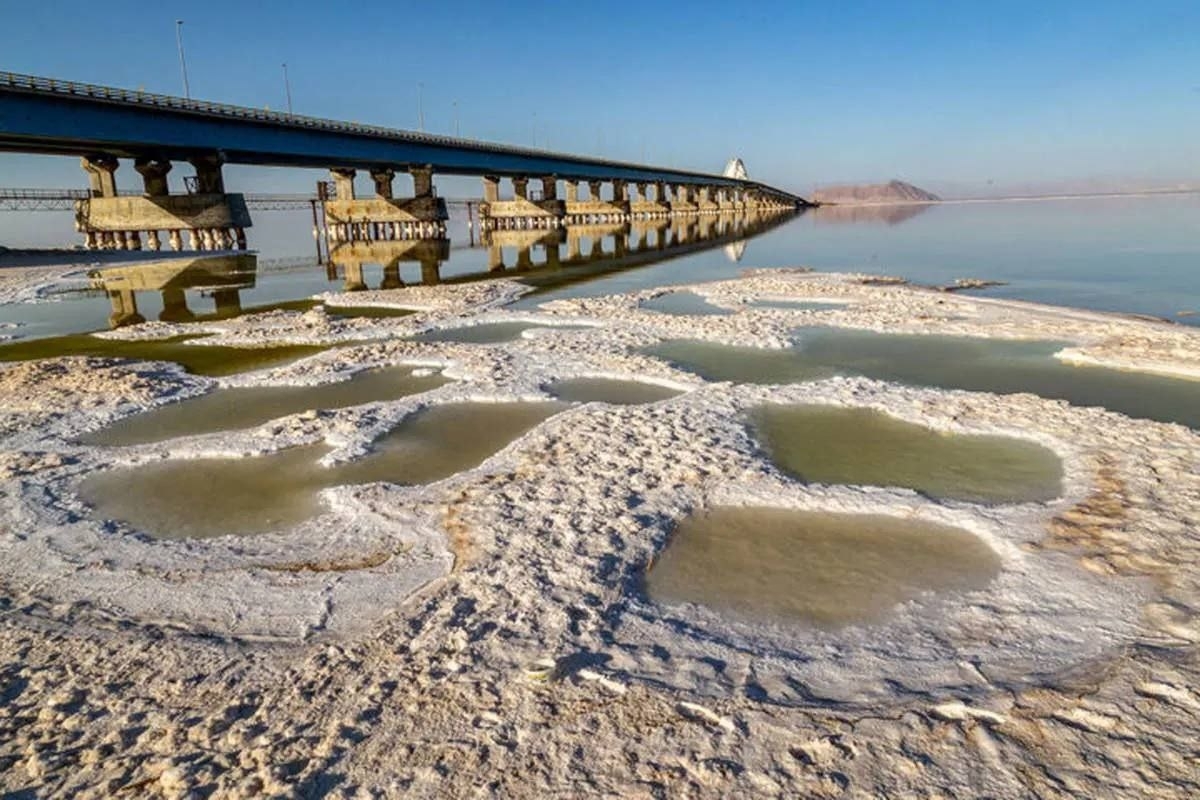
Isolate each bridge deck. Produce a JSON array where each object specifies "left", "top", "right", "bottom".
[{"left": 0, "top": 72, "right": 804, "bottom": 201}]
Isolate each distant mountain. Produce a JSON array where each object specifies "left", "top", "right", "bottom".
[{"left": 812, "top": 180, "right": 940, "bottom": 205}]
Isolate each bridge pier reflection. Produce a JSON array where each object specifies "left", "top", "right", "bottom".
[
  {"left": 328, "top": 237, "right": 451, "bottom": 290},
  {"left": 88, "top": 254, "right": 258, "bottom": 328}
]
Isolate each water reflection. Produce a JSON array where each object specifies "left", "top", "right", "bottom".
[
  {"left": 90, "top": 254, "right": 260, "bottom": 328},
  {"left": 327, "top": 238, "right": 451, "bottom": 291},
  {"left": 3, "top": 207, "right": 795, "bottom": 346},
  {"left": 810, "top": 203, "right": 935, "bottom": 226}
]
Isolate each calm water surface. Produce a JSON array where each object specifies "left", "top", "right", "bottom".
[
  {"left": 81, "top": 401, "right": 564, "bottom": 539},
  {"left": 750, "top": 405, "right": 1063, "bottom": 504},
  {"left": 645, "top": 506, "right": 1001, "bottom": 629},
  {"left": 4, "top": 196, "right": 1198, "bottom": 345},
  {"left": 648, "top": 329, "right": 1200, "bottom": 429},
  {"left": 82, "top": 365, "right": 448, "bottom": 446}
]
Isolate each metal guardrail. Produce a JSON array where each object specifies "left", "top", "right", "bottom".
[{"left": 0, "top": 71, "right": 774, "bottom": 189}]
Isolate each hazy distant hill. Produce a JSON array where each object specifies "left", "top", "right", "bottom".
[{"left": 812, "top": 180, "right": 940, "bottom": 204}]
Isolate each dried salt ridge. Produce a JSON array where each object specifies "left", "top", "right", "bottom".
[{"left": 0, "top": 271, "right": 1199, "bottom": 798}]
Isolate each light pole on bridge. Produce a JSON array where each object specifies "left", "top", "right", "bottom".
[
  {"left": 282, "top": 62, "right": 293, "bottom": 114},
  {"left": 175, "top": 20, "right": 191, "bottom": 99}
]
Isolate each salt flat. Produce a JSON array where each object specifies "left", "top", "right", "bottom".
[{"left": 1, "top": 269, "right": 1198, "bottom": 798}]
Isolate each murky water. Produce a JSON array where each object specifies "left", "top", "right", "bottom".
[
  {"left": 80, "top": 444, "right": 332, "bottom": 539},
  {"left": 644, "top": 506, "right": 1002, "bottom": 629},
  {"left": 324, "top": 305, "right": 415, "bottom": 320},
  {"left": 544, "top": 377, "right": 682, "bottom": 405},
  {"left": 646, "top": 328, "right": 1200, "bottom": 428},
  {"left": 640, "top": 291, "right": 732, "bottom": 317},
  {"left": 82, "top": 366, "right": 448, "bottom": 446},
  {"left": 79, "top": 401, "right": 564, "bottom": 539},
  {"left": 413, "top": 321, "right": 570, "bottom": 344},
  {"left": 0, "top": 333, "right": 326, "bottom": 377},
  {"left": 330, "top": 401, "right": 565, "bottom": 486},
  {"left": 750, "top": 405, "right": 1062, "bottom": 503}
]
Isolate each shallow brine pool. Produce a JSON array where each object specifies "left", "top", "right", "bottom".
[
  {"left": 646, "top": 328, "right": 1200, "bottom": 428},
  {"left": 80, "top": 401, "right": 564, "bottom": 539},
  {"left": 645, "top": 506, "right": 1002, "bottom": 629},
  {"left": 749, "top": 404, "right": 1063, "bottom": 504}
]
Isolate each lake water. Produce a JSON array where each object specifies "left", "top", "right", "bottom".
[{"left": 2, "top": 196, "right": 1198, "bottom": 345}]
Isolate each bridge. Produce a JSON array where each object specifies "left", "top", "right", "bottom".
[{"left": 0, "top": 72, "right": 808, "bottom": 253}]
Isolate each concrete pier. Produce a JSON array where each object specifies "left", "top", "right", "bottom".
[
  {"left": 74, "top": 155, "right": 251, "bottom": 252},
  {"left": 479, "top": 175, "right": 566, "bottom": 226},
  {"left": 322, "top": 165, "right": 449, "bottom": 243},
  {"left": 669, "top": 184, "right": 699, "bottom": 216},
  {"left": 630, "top": 182, "right": 671, "bottom": 218}
]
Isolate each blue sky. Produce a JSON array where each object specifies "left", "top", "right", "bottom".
[{"left": 1, "top": 0, "right": 1197, "bottom": 195}]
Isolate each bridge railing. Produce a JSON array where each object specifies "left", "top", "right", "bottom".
[{"left": 0, "top": 71, "right": 786, "bottom": 191}]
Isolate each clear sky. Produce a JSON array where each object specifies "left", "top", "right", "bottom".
[{"left": 1, "top": 0, "right": 1197, "bottom": 196}]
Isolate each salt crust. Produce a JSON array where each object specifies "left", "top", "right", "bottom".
[{"left": 1, "top": 270, "right": 1199, "bottom": 797}]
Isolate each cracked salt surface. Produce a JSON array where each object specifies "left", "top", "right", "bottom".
[{"left": 2, "top": 269, "right": 1200, "bottom": 796}]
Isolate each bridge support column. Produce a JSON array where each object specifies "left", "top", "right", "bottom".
[
  {"left": 189, "top": 155, "right": 227, "bottom": 194},
  {"left": 630, "top": 181, "right": 670, "bottom": 218},
  {"left": 411, "top": 165, "right": 434, "bottom": 198},
  {"left": 479, "top": 175, "right": 565, "bottom": 229},
  {"left": 81, "top": 156, "right": 119, "bottom": 198},
  {"left": 134, "top": 158, "right": 172, "bottom": 197},
  {"left": 483, "top": 175, "right": 500, "bottom": 203},
  {"left": 670, "top": 184, "right": 698, "bottom": 216},
  {"left": 371, "top": 168, "right": 395, "bottom": 199},
  {"left": 331, "top": 169, "right": 356, "bottom": 201}
]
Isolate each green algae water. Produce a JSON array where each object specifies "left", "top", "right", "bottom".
[
  {"left": 79, "top": 401, "right": 564, "bottom": 539},
  {"left": 82, "top": 366, "right": 448, "bottom": 446},
  {"left": 646, "top": 328, "right": 1200, "bottom": 429},
  {"left": 640, "top": 291, "right": 732, "bottom": 317},
  {"left": 545, "top": 377, "right": 682, "bottom": 406},
  {"left": 644, "top": 507, "right": 1002, "bottom": 629},
  {"left": 0, "top": 333, "right": 326, "bottom": 377},
  {"left": 750, "top": 405, "right": 1063, "bottom": 504}
]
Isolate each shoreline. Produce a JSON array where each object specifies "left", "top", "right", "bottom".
[{"left": 2, "top": 270, "right": 1199, "bottom": 797}]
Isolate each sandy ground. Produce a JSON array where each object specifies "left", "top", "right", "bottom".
[{"left": 2, "top": 270, "right": 1199, "bottom": 798}]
